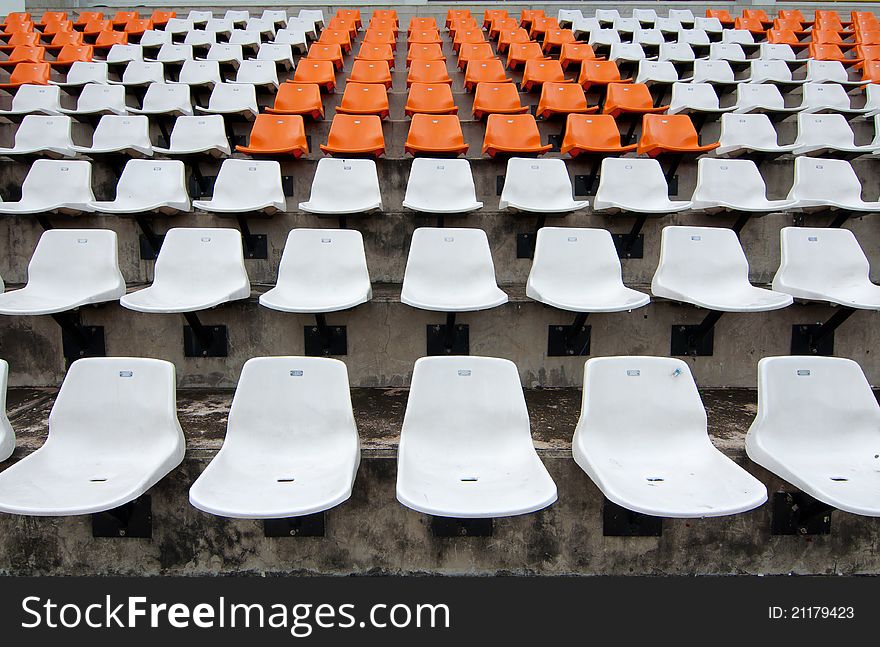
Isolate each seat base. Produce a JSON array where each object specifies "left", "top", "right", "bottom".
[
  {"left": 426, "top": 319, "right": 469, "bottom": 356},
  {"left": 92, "top": 495, "right": 153, "bottom": 538},
  {"left": 184, "top": 322, "right": 228, "bottom": 357},
  {"left": 603, "top": 498, "right": 663, "bottom": 537},
  {"left": 770, "top": 491, "right": 833, "bottom": 536},
  {"left": 264, "top": 512, "right": 326, "bottom": 537},
  {"left": 430, "top": 516, "right": 494, "bottom": 537}
]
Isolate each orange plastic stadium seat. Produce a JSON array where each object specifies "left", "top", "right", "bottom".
[
  {"left": 543, "top": 29, "right": 577, "bottom": 54},
  {"left": 0, "top": 62, "right": 51, "bottom": 88},
  {"left": 857, "top": 31, "right": 880, "bottom": 46},
  {"left": 335, "top": 9, "right": 362, "bottom": 29},
  {"left": 464, "top": 59, "right": 510, "bottom": 91},
  {"left": 507, "top": 42, "right": 546, "bottom": 69},
  {"left": 482, "top": 10, "right": 509, "bottom": 30},
  {"left": 742, "top": 9, "right": 773, "bottom": 27},
  {"left": 123, "top": 19, "right": 153, "bottom": 36},
  {"left": 3, "top": 20, "right": 34, "bottom": 34},
  {"left": 74, "top": 12, "right": 104, "bottom": 28},
  {"left": 349, "top": 60, "right": 393, "bottom": 89},
  {"left": 497, "top": 28, "right": 531, "bottom": 53},
  {"left": 521, "top": 59, "right": 567, "bottom": 92},
  {"left": 449, "top": 17, "right": 479, "bottom": 38},
  {"left": 328, "top": 17, "right": 358, "bottom": 39},
  {"left": 559, "top": 43, "right": 601, "bottom": 70},
  {"left": 337, "top": 82, "right": 390, "bottom": 119},
  {"left": 2, "top": 12, "right": 31, "bottom": 26},
  {"left": 0, "top": 46, "right": 46, "bottom": 68},
  {"left": 368, "top": 18, "right": 398, "bottom": 35},
  {"left": 489, "top": 17, "right": 519, "bottom": 40},
  {"left": 94, "top": 31, "right": 128, "bottom": 48},
  {"left": 472, "top": 81, "right": 529, "bottom": 119},
  {"left": 815, "top": 10, "right": 849, "bottom": 27},
  {"left": 36, "top": 12, "right": 68, "bottom": 27},
  {"left": 520, "top": 10, "right": 545, "bottom": 29},
  {"left": 579, "top": 60, "right": 631, "bottom": 91},
  {"left": 766, "top": 30, "right": 804, "bottom": 47},
  {"left": 734, "top": 17, "right": 766, "bottom": 34},
  {"left": 293, "top": 59, "right": 337, "bottom": 92},
  {"left": 83, "top": 19, "right": 112, "bottom": 37},
  {"left": 405, "top": 114, "right": 469, "bottom": 156},
  {"left": 149, "top": 11, "right": 176, "bottom": 27},
  {"left": 815, "top": 18, "right": 850, "bottom": 33},
  {"left": 447, "top": 9, "right": 471, "bottom": 28},
  {"left": 773, "top": 19, "right": 807, "bottom": 34},
  {"left": 637, "top": 114, "right": 719, "bottom": 157},
  {"left": 810, "top": 43, "right": 859, "bottom": 64},
  {"left": 267, "top": 83, "right": 324, "bottom": 120},
  {"left": 482, "top": 113, "right": 552, "bottom": 157},
  {"left": 318, "top": 29, "right": 352, "bottom": 54},
  {"left": 861, "top": 59, "right": 880, "bottom": 82},
  {"left": 560, "top": 114, "right": 637, "bottom": 157},
  {"left": 373, "top": 9, "right": 398, "bottom": 23},
  {"left": 603, "top": 83, "right": 668, "bottom": 118},
  {"left": 0, "top": 32, "right": 40, "bottom": 49},
  {"left": 853, "top": 12, "right": 880, "bottom": 30},
  {"left": 452, "top": 29, "right": 486, "bottom": 53},
  {"left": 48, "top": 31, "right": 84, "bottom": 48},
  {"left": 457, "top": 42, "right": 495, "bottom": 69},
  {"left": 111, "top": 12, "right": 139, "bottom": 26},
  {"left": 320, "top": 114, "right": 386, "bottom": 157},
  {"left": 41, "top": 20, "right": 75, "bottom": 37},
  {"left": 536, "top": 82, "right": 597, "bottom": 119},
  {"left": 407, "top": 43, "right": 445, "bottom": 67},
  {"left": 405, "top": 82, "right": 458, "bottom": 116},
  {"left": 529, "top": 17, "right": 559, "bottom": 40},
  {"left": 408, "top": 17, "right": 438, "bottom": 33},
  {"left": 408, "top": 60, "right": 452, "bottom": 87},
  {"left": 779, "top": 10, "right": 809, "bottom": 24},
  {"left": 856, "top": 45, "right": 880, "bottom": 61},
  {"left": 52, "top": 44, "right": 93, "bottom": 66},
  {"left": 357, "top": 43, "right": 396, "bottom": 69},
  {"left": 307, "top": 44, "right": 344, "bottom": 70},
  {"left": 410, "top": 29, "right": 443, "bottom": 45},
  {"left": 363, "top": 29, "right": 397, "bottom": 50},
  {"left": 236, "top": 114, "right": 309, "bottom": 158},
  {"left": 706, "top": 10, "right": 735, "bottom": 26}
]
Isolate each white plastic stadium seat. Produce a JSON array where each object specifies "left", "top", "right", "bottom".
[
  {"left": 558, "top": 10, "right": 584, "bottom": 28},
  {"left": 0, "top": 84, "right": 63, "bottom": 117},
  {"left": 786, "top": 157, "right": 880, "bottom": 213},
  {"left": 658, "top": 42, "right": 695, "bottom": 63},
  {"left": 690, "top": 60, "right": 736, "bottom": 86},
  {"left": 746, "top": 60, "right": 803, "bottom": 86},
  {"left": 187, "top": 11, "right": 213, "bottom": 26},
  {"left": 89, "top": 159, "right": 190, "bottom": 214},
  {"left": 401, "top": 227, "right": 507, "bottom": 312},
  {"left": 0, "top": 229, "right": 125, "bottom": 315},
  {"left": 111, "top": 61, "right": 165, "bottom": 87},
  {"left": 0, "top": 115, "right": 75, "bottom": 158},
  {"left": 759, "top": 43, "right": 797, "bottom": 62},
  {"left": 677, "top": 28, "right": 711, "bottom": 49},
  {"left": 791, "top": 113, "right": 875, "bottom": 157},
  {"left": 121, "top": 228, "right": 250, "bottom": 314},
  {"left": 224, "top": 10, "right": 249, "bottom": 26},
  {"left": 189, "top": 356, "right": 360, "bottom": 519},
  {"left": 721, "top": 29, "right": 757, "bottom": 47},
  {"left": 152, "top": 115, "right": 231, "bottom": 157},
  {"left": 804, "top": 60, "right": 865, "bottom": 86},
  {"left": 733, "top": 84, "right": 801, "bottom": 115},
  {"left": 0, "top": 357, "right": 184, "bottom": 516},
  {"left": 747, "top": 356, "right": 880, "bottom": 517},
  {"left": 51, "top": 61, "right": 110, "bottom": 87},
  {"left": 797, "top": 82, "right": 871, "bottom": 115},
  {"left": 668, "top": 82, "right": 734, "bottom": 115},
  {"left": 195, "top": 82, "right": 258, "bottom": 120},
  {"left": 651, "top": 226, "right": 793, "bottom": 311},
  {"left": 402, "top": 158, "right": 482, "bottom": 214},
  {"left": 150, "top": 44, "right": 193, "bottom": 66},
  {"left": 773, "top": 227, "right": 880, "bottom": 308},
  {"left": 232, "top": 60, "right": 279, "bottom": 90},
  {"left": 573, "top": 356, "right": 767, "bottom": 517},
  {"left": 228, "top": 30, "right": 262, "bottom": 49},
  {"left": 632, "top": 28, "right": 665, "bottom": 48},
  {"left": 106, "top": 44, "right": 143, "bottom": 65},
  {"left": 72, "top": 115, "right": 153, "bottom": 157},
  {"left": 668, "top": 9, "right": 696, "bottom": 25},
  {"left": 173, "top": 60, "right": 223, "bottom": 88},
  {"left": 527, "top": 227, "right": 650, "bottom": 312},
  {"left": 204, "top": 43, "right": 244, "bottom": 67},
  {"left": 397, "top": 356, "right": 557, "bottom": 518},
  {"left": 60, "top": 84, "right": 128, "bottom": 117},
  {"left": 139, "top": 29, "right": 173, "bottom": 49},
  {"left": 691, "top": 158, "right": 796, "bottom": 214},
  {"left": 499, "top": 158, "right": 588, "bottom": 213},
  {"left": 608, "top": 43, "right": 648, "bottom": 64},
  {"left": 0, "top": 159, "right": 95, "bottom": 215},
  {"left": 129, "top": 82, "right": 193, "bottom": 117},
  {"left": 594, "top": 158, "right": 692, "bottom": 214},
  {"left": 183, "top": 30, "right": 216, "bottom": 48},
  {"left": 299, "top": 158, "right": 382, "bottom": 215},
  {"left": 633, "top": 9, "right": 658, "bottom": 25},
  {"left": 708, "top": 43, "right": 747, "bottom": 64},
  {"left": 714, "top": 113, "right": 796, "bottom": 157},
  {"left": 0, "top": 359, "right": 13, "bottom": 462},
  {"left": 192, "top": 159, "right": 286, "bottom": 214},
  {"left": 256, "top": 43, "right": 295, "bottom": 70},
  {"left": 259, "top": 229, "right": 372, "bottom": 314},
  {"left": 694, "top": 17, "right": 722, "bottom": 33},
  {"left": 595, "top": 9, "right": 620, "bottom": 24},
  {"left": 273, "top": 29, "right": 308, "bottom": 54},
  {"left": 635, "top": 60, "right": 679, "bottom": 86}
]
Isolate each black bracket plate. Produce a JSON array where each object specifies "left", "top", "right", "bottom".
[
  {"left": 92, "top": 496, "right": 152, "bottom": 538},
  {"left": 304, "top": 324, "right": 347, "bottom": 356},
  {"left": 264, "top": 512, "right": 326, "bottom": 537},
  {"left": 139, "top": 233, "right": 166, "bottom": 261},
  {"left": 188, "top": 174, "right": 217, "bottom": 198},
  {"left": 496, "top": 174, "right": 505, "bottom": 196},
  {"left": 184, "top": 324, "right": 229, "bottom": 357},
  {"left": 516, "top": 232, "right": 537, "bottom": 259},
  {"left": 60, "top": 324, "right": 105, "bottom": 364},
  {"left": 671, "top": 324, "right": 715, "bottom": 356},
  {"left": 426, "top": 323, "right": 469, "bottom": 356},
  {"left": 282, "top": 175, "right": 294, "bottom": 197},
  {"left": 666, "top": 174, "right": 679, "bottom": 196},
  {"left": 547, "top": 133, "right": 562, "bottom": 152},
  {"left": 603, "top": 498, "right": 662, "bottom": 537},
  {"left": 790, "top": 324, "right": 835, "bottom": 356},
  {"left": 574, "top": 174, "right": 599, "bottom": 196},
  {"left": 770, "top": 492, "right": 833, "bottom": 536},
  {"left": 430, "top": 516, "right": 494, "bottom": 537},
  {"left": 611, "top": 233, "right": 645, "bottom": 259},
  {"left": 547, "top": 323, "right": 592, "bottom": 356},
  {"left": 241, "top": 234, "right": 268, "bottom": 260}
]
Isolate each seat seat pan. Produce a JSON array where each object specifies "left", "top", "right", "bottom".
[
  {"left": 298, "top": 198, "right": 382, "bottom": 215},
  {"left": 777, "top": 282, "right": 880, "bottom": 308},
  {"left": 192, "top": 198, "right": 283, "bottom": 214},
  {"left": 527, "top": 282, "right": 650, "bottom": 312},
  {"left": 0, "top": 200, "right": 92, "bottom": 214},
  {"left": 791, "top": 198, "right": 880, "bottom": 213},
  {"left": 259, "top": 284, "right": 371, "bottom": 313},
  {"left": 715, "top": 143, "right": 796, "bottom": 156},
  {"left": 691, "top": 198, "right": 796, "bottom": 213},
  {"left": 73, "top": 144, "right": 152, "bottom": 156},
  {"left": 396, "top": 455, "right": 557, "bottom": 518},
  {"left": 90, "top": 199, "right": 187, "bottom": 214},
  {"left": 792, "top": 144, "right": 875, "bottom": 156},
  {"left": 401, "top": 286, "right": 508, "bottom": 312},
  {"left": 575, "top": 441, "right": 767, "bottom": 517},
  {"left": 121, "top": 285, "right": 246, "bottom": 313},
  {"left": 654, "top": 283, "right": 793, "bottom": 311},
  {"left": 189, "top": 452, "right": 359, "bottom": 518},
  {"left": 500, "top": 197, "right": 588, "bottom": 213},
  {"left": 0, "top": 287, "right": 116, "bottom": 315},
  {"left": 402, "top": 197, "right": 483, "bottom": 213},
  {"left": 0, "top": 146, "right": 73, "bottom": 157},
  {"left": 0, "top": 107, "right": 62, "bottom": 117},
  {"left": 593, "top": 198, "right": 691, "bottom": 214}
]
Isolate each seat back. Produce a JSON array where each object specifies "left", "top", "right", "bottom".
[
  {"left": 211, "top": 159, "right": 284, "bottom": 205},
  {"left": 141, "top": 82, "right": 190, "bottom": 111},
  {"left": 692, "top": 60, "right": 735, "bottom": 84},
  {"left": 404, "top": 158, "right": 479, "bottom": 210},
  {"left": 63, "top": 61, "right": 109, "bottom": 85},
  {"left": 736, "top": 83, "right": 785, "bottom": 110},
  {"left": 75, "top": 83, "right": 126, "bottom": 111},
  {"left": 22, "top": 159, "right": 95, "bottom": 205},
  {"left": 640, "top": 113, "right": 702, "bottom": 149},
  {"left": 114, "top": 159, "right": 188, "bottom": 205},
  {"left": 671, "top": 82, "right": 722, "bottom": 110},
  {"left": 653, "top": 225, "right": 753, "bottom": 295},
  {"left": 9, "top": 84, "right": 62, "bottom": 112},
  {"left": 597, "top": 158, "right": 672, "bottom": 205},
  {"left": 91, "top": 115, "right": 150, "bottom": 149},
  {"left": 168, "top": 115, "right": 228, "bottom": 150},
  {"left": 693, "top": 158, "right": 770, "bottom": 204},
  {"left": 806, "top": 60, "right": 849, "bottom": 84},
  {"left": 787, "top": 157, "right": 864, "bottom": 203},
  {"left": 530, "top": 227, "right": 627, "bottom": 295},
  {"left": 121, "top": 61, "right": 164, "bottom": 85},
  {"left": 719, "top": 113, "right": 781, "bottom": 150},
  {"left": 25, "top": 228, "right": 124, "bottom": 297},
  {"left": 14, "top": 115, "right": 72, "bottom": 149},
  {"left": 501, "top": 157, "right": 576, "bottom": 206},
  {"left": 152, "top": 227, "right": 247, "bottom": 295},
  {"left": 749, "top": 59, "right": 793, "bottom": 82},
  {"left": 774, "top": 226, "right": 873, "bottom": 295},
  {"left": 177, "top": 60, "right": 222, "bottom": 85},
  {"left": 208, "top": 82, "right": 256, "bottom": 110},
  {"left": 796, "top": 112, "right": 857, "bottom": 147},
  {"left": 305, "top": 158, "right": 381, "bottom": 211}
]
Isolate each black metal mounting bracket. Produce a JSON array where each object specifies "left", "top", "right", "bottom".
[
  {"left": 135, "top": 215, "right": 165, "bottom": 261},
  {"left": 183, "top": 312, "right": 228, "bottom": 357},
  {"left": 430, "top": 516, "right": 494, "bottom": 538},
  {"left": 51, "top": 311, "right": 106, "bottom": 366},
  {"left": 304, "top": 313, "right": 347, "bottom": 356},
  {"left": 264, "top": 512, "right": 326, "bottom": 537},
  {"left": 671, "top": 310, "right": 724, "bottom": 356},
  {"left": 828, "top": 210, "right": 853, "bottom": 228},
  {"left": 770, "top": 491, "right": 833, "bottom": 536},
  {"left": 496, "top": 174, "right": 505, "bottom": 196},
  {"left": 790, "top": 307, "right": 856, "bottom": 356},
  {"left": 516, "top": 214, "right": 547, "bottom": 259},
  {"left": 612, "top": 214, "right": 648, "bottom": 259},
  {"left": 92, "top": 495, "right": 152, "bottom": 538},
  {"left": 426, "top": 313, "right": 469, "bottom": 356},
  {"left": 603, "top": 498, "right": 662, "bottom": 537},
  {"left": 574, "top": 161, "right": 600, "bottom": 197},
  {"left": 547, "top": 312, "right": 591, "bottom": 356},
  {"left": 35, "top": 214, "right": 53, "bottom": 231},
  {"left": 547, "top": 133, "right": 562, "bottom": 152},
  {"left": 235, "top": 215, "right": 268, "bottom": 259}
]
